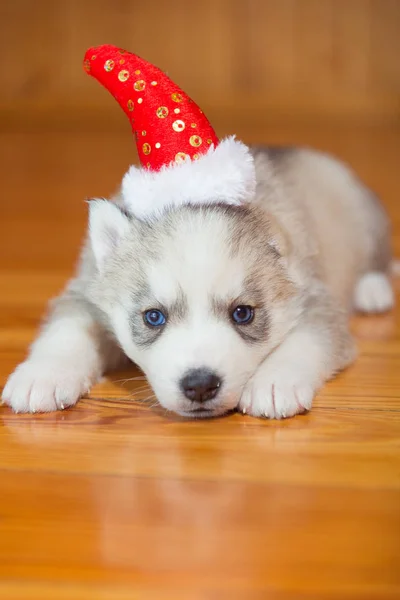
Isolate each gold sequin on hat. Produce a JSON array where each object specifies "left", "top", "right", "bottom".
[
  {"left": 143, "top": 143, "right": 151, "bottom": 155},
  {"left": 172, "top": 120, "right": 185, "bottom": 132},
  {"left": 118, "top": 70, "right": 130, "bottom": 82},
  {"left": 104, "top": 59, "right": 115, "bottom": 72},
  {"left": 175, "top": 152, "right": 188, "bottom": 163},
  {"left": 189, "top": 135, "right": 202, "bottom": 147},
  {"left": 156, "top": 106, "right": 169, "bottom": 119},
  {"left": 127, "top": 99, "right": 134, "bottom": 111},
  {"left": 171, "top": 92, "right": 183, "bottom": 103},
  {"left": 83, "top": 59, "right": 91, "bottom": 72},
  {"left": 134, "top": 80, "right": 146, "bottom": 92}
]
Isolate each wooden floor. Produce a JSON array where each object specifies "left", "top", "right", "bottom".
[{"left": 0, "top": 123, "right": 399, "bottom": 599}]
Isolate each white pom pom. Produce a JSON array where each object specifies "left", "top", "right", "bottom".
[{"left": 121, "top": 136, "right": 256, "bottom": 220}]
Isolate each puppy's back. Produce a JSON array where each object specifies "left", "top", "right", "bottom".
[{"left": 252, "top": 146, "right": 391, "bottom": 307}]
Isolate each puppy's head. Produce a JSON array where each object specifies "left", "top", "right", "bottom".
[{"left": 88, "top": 200, "right": 297, "bottom": 417}]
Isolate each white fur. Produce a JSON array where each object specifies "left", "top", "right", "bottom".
[
  {"left": 2, "top": 314, "right": 102, "bottom": 412},
  {"left": 121, "top": 136, "right": 256, "bottom": 220},
  {"left": 354, "top": 272, "right": 394, "bottom": 313},
  {"left": 238, "top": 329, "right": 329, "bottom": 418}
]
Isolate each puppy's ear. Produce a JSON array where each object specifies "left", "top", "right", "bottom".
[
  {"left": 266, "top": 212, "right": 292, "bottom": 260},
  {"left": 88, "top": 199, "right": 131, "bottom": 271}
]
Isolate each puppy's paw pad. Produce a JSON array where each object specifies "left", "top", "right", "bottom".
[
  {"left": 354, "top": 272, "right": 394, "bottom": 313},
  {"left": 239, "top": 370, "right": 315, "bottom": 419},
  {"left": 2, "top": 360, "right": 92, "bottom": 413}
]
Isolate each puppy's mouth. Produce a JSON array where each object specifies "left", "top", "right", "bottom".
[
  {"left": 191, "top": 406, "right": 214, "bottom": 414},
  {"left": 178, "top": 405, "right": 229, "bottom": 419}
]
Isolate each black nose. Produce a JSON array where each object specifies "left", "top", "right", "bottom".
[{"left": 180, "top": 368, "right": 222, "bottom": 403}]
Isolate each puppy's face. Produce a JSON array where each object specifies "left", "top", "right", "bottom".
[{"left": 88, "top": 201, "right": 297, "bottom": 417}]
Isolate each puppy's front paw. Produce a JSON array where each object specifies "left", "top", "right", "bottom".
[
  {"left": 239, "top": 363, "right": 315, "bottom": 419},
  {"left": 1, "top": 359, "right": 95, "bottom": 413}
]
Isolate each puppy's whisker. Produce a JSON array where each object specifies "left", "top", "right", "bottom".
[
  {"left": 146, "top": 397, "right": 158, "bottom": 405},
  {"left": 135, "top": 392, "right": 159, "bottom": 409},
  {"left": 114, "top": 381, "right": 151, "bottom": 398},
  {"left": 127, "top": 384, "right": 153, "bottom": 395},
  {"left": 134, "top": 388, "right": 153, "bottom": 396},
  {"left": 112, "top": 376, "right": 147, "bottom": 385},
  {"left": 134, "top": 391, "right": 156, "bottom": 402},
  {"left": 148, "top": 401, "right": 160, "bottom": 409}
]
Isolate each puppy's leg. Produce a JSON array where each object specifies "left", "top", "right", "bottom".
[
  {"left": 2, "top": 292, "right": 125, "bottom": 413},
  {"left": 239, "top": 288, "right": 356, "bottom": 419},
  {"left": 353, "top": 191, "right": 394, "bottom": 313},
  {"left": 354, "top": 272, "right": 394, "bottom": 313}
]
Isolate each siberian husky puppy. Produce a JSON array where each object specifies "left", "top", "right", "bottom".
[{"left": 2, "top": 146, "right": 394, "bottom": 419}]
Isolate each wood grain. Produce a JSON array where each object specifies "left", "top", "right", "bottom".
[
  {"left": 0, "top": 0, "right": 399, "bottom": 128},
  {"left": 0, "top": 124, "right": 400, "bottom": 598}
]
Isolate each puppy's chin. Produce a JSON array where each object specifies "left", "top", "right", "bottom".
[{"left": 176, "top": 405, "right": 233, "bottom": 419}]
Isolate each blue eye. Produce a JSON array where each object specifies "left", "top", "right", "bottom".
[
  {"left": 144, "top": 309, "right": 166, "bottom": 327},
  {"left": 231, "top": 305, "right": 254, "bottom": 325}
]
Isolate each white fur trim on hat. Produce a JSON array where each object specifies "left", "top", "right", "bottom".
[{"left": 121, "top": 136, "right": 256, "bottom": 220}]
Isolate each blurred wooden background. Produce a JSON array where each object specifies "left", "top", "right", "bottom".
[{"left": 0, "top": 0, "right": 399, "bottom": 130}]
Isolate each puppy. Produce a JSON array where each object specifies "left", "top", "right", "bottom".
[{"left": 2, "top": 146, "right": 394, "bottom": 418}]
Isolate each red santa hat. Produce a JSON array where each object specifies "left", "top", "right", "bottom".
[{"left": 84, "top": 45, "right": 255, "bottom": 220}]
